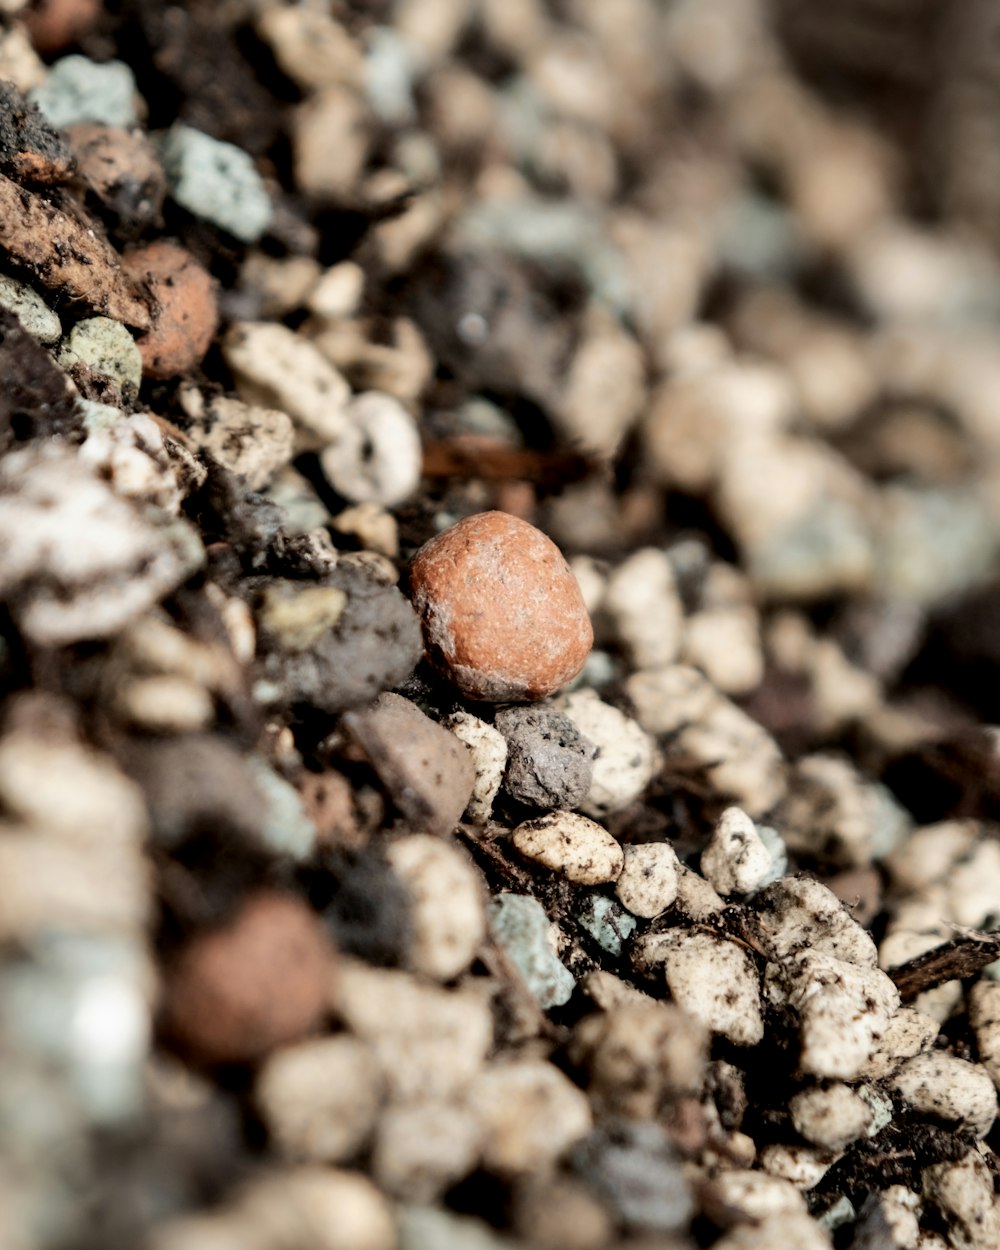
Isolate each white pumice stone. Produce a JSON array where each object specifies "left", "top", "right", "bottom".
[
  {"left": 789, "top": 1083, "right": 872, "bottom": 1151},
  {"left": 445, "top": 712, "right": 508, "bottom": 824},
  {"left": 700, "top": 806, "right": 775, "bottom": 896},
  {"left": 556, "top": 689, "right": 656, "bottom": 817},
  {"left": 711, "top": 1211, "right": 834, "bottom": 1250},
  {"left": 625, "top": 664, "right": 717, "bottom": 737},
  {"left": 699, "top": 1169, "right": 807, "bottom": 1227},
  {"left": 968, "top": 981, "right": 1000, "bottom": 1091},
  {"left": 758, "top": 1142, "right": 839, "bottom": 1191},
  {"left": 890, "top": 1053, "right": 998, "bottom": 1139},
  {"left": 255, "top": 1035, "right": 381, "bottom": 1163},
  {"left": 755, "top": 875, "right": 879, "bottom": 966},
  {"left": 614, "top": 841, "right": 680, "bottom": 918},
  {"left": 604, "top": 547, "right": 684, "bottom": 669},
  {"left": 386, "top": 835, "right": 486, "bottom": 981},
  {"left": 512, "top": 810, "right": 624, "bottom": 885},
  {"left": 673, "top": 863, "right": 726, "bottom": 919},
  {"left": 321, "top": 391, "right": 422, "bottom": 507},
  {"left": 682, "top": 603, "right": 764, "bottom": 697},
  {"left": 465, "top": 1060, "right": 593, "bottom": 1177},
  {"left": 883, "top": 819, "right": 979, "bottom": 894},
  {"left": 371, "top": 1101, "right": 482, "bottom": 1202},
  {"left": 853, "top": 1187, "right": 921, "bottom": 1250},
  {"left": 673, "top": 692, "right": 786, "bottom": 816},
  {"left": 633, "top": 929, "right": 764, "bottom": 1046},
  {"left": 922, "top": 1150, "right": 1000, "bottom": 1250},
  {"left": 860, "top": 1007, "right": 939, "bottom": 1080}
]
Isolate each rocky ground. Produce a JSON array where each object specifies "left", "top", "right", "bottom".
[{"left": 3, "top": 1, "right": 1000, "bottom": 1248}]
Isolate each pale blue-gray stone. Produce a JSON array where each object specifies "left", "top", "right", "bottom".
[
  {"left": 490, "top": 893, "right": 574, "bottom": 1009},
  {"left": 158, "top": 125, "right": 272, "bottom": 243},
  {"left": 30, "top": 56, "right": 139, "bottom": 128},
  {"left": 576, "top": 894, "right": 637, "bottom": 956}
]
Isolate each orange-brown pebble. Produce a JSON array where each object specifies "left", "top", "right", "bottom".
[
  {"left": 124, "top": 241, "right": 218, "bottom": 379},
  {"left": 163, "top": 891, "right": 334, "bottom": 1066},
  {"left": 408, "top": 511, "right": 593, "bottom": 702},
  {"left": 22, "top": 0, "right": 102, "bottom": 53}
]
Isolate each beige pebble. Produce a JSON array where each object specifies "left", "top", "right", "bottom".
[
  {"left": 673, "top": 693, "right": 786, "bottom": 817},
  {"left": 386, "top": 834, "right": 485, "bottom": 981},
  {"left": 713, "top": 1211, "right": 834, "bottom": 1250},
  {"left": 604, "top": 548, "right": 684, "bottom": 668},
  {"left": 700, "top": 1169, "right": 807, "bottom": 1228},
  {"left": 372, "top": 1101, "right": 481, "bottom": 1202},
  {"left": 922, "top": 1150, "right": 1000, "bottom": 1250},
  {"left": 673, "top": 862, "right": 726, "bottom": 920},
  {"left": 789, "top": 1084, "right": 872, "bottom": 1152},
  {"left": 891, "top": 1052, "right": 998, "bottom": 1140},
  {"left": 700, "top": 806, "right": 774, "bottom": 897},
  {"left": 755, "top": 875, "right": 879, "bottom": 967},
  {"left": 294, "top": 84, "right": 371, "bottom": 200},
  {"left": 308, "top": 262, "right": 365, "bottom": 321},
  {"left": 331, "top": 504, "right": 399, "bottom": 559},
  {"left": 256, "top": 6, "right": 363, "bottom": 92},
  {"left": 255, "top": 1035, "right": 381, "bottom": 1163},
  {"left": 557, "top": 688, "right": 656, "bottom": 817},
  {"left": 860, "top": 1006, "right": 939, "bottom": 1080},
  {"left": 625, "top": 663, "right": 716, "bottom": 737},
  {"left": 683, "top": 604, "right": 764, "bottom": 696},
  {"left": 969, "top": 981, "right": 1000, "bottom": 1092},
  {"left": 513, "top": 1175, "right": 613, "bottom": 1250},
  {"left": 512, "top": 810, "right": 624, "bottom": 885},
  {"left": 239, "top": 1167, "right": 395, "bottom": 1250},
  {"left": 180, "top": 389, "right": 294, "bottom": 491},
  {"left": 115, "top": 674, "right": 213, "bottom": 732},
  {"left": 615, "top": 841, "right": 680, "bottom": 918},
  {"left": 758, "top": 1143, "right": 839, "bottom": 1191}
]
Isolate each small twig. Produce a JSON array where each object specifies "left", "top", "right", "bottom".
[{"left": 888, "top": 928, "right": 1000, "bottom": 1000}]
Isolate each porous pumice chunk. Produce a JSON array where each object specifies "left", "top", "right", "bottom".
[
  {"left": 494, "top": 704, "right": 595, "bottom": 810},
  {"left": 969, "top": 981, "right": 1000, "bottom": 1090},
  {"left": 789, "top": 1083, "right": 873, "bottom": 1151},
  {"left": 512, "top": 810, "right": 624, "bottom": 885},
  {"left": 922, "top": 1149, "right": 1000, "bottom": 1250},
  {"left": 758, "top": 1142, "right": 839, "bottom": 1190},
  {"left": 699, "top": 1170, "right": 808, "bottom": 1228},
  {"left": 700, "top": 806, "right": 775, "bottom": 896},
  {"left": 465, "top": 1060, "right": 592, "bottom": 1176},
  {"left": 445, "top": 712, "right": 507, "bottom": 824},
  {"left": 712, "top": 1210, "right": 834, "bottom": 1249},
  {"left": 321, "top": 390, "right": 422, "bottom": 507},
  {"left": 372, "top": 1101, "right": 482, "bottom": 1202},
  {"left": 58, "top": 315, "right": 143, "bottom": 394},
  {"left": 633, "top": 929, "right": 764, "bottom": 1046},
  {"left": 673, "top": 692, "right": 786, "bottom": 816},
  {"left": 179, "top": 388, "right": 294, "bottom": 490},
  {"left": 673, "top": 862, "right": 726, "bottom": 920},
  {"left": 490, "top": 893, "right": 575, "bottom": 1009},
  {"left": 255, "top": 1035, "right": 381, "bottom": 1163},
  {"left": 386, "top": 834, "right": 485, "bottom": 980},
  {"left": 754, "top": 875, "right": 879, "bottom": 967},
  {"left": 860, "top": 1007, "right": 939, "bottom": 1080},
  {"left": 556, "top": 688, "right": 656, "bottom": 816},
  {"left": 569, "top": 1001, "right": 707, "bottom": 1119},
  {"left": 604, "top": 547, "right": 684, "bottom": 668},
  {"left": 615, "top": 841, "right": 680, "bottom": 918},
  {"left": 890, "top": 1052, "right": 998, "bottom": 1139},
  {"left": 625, "top": 663, "right": 716, "bottom": 737}
]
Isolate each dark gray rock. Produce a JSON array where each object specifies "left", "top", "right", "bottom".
[{"left": 495, "top": 704, "right": 595, "bottom": 809}]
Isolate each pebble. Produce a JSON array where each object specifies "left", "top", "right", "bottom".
[
  {"left": 969, "top": 981, "right": 1000, "bottom": 1091},
  {"left": 308, "top": 261, "right": 366, "bottom": 321},
  {"left": 512, "top": 810, "right": 624, "bottom": 885},
  {"left": 408, "top": 511, "right": 593, "bottom": 702},
  {"left": 700, "top": 806, "right": 775, "bottom": 897},
  {"left": 604, "top": 548, "right": 684, "bottom": 668},
  {"left": 321, "top": 391, "right": 422, "bottom": 507},
  {"left": 614, "top": 842, "right": 680, "bottom": 918},
  {"left": 466, "top": 1060, "right": 592, "bottom": 1176},
  {"left": 673, "top": 692, "right": 787, "bottom": 817},
  {"left": 345, "top": 694, "right": 475, "bottom": 837},
  {"left": 0, "top": 272, "right": 61, "bottom": 342},
  {"left": 293, "top": 84, "right": 372, "bottom": 200},
  {"left": 162, "top": 891, "right": 335, "bottom": 1066},
  {"left": 30, "top": 54, "right": 139, "bottom": 128},
  {"left": 700, "top": 1170, "right": 808, "bottom": 1227},
  {"left": 124, "top": 242, "right": 218, "bottom": 379},
  {"left": 58, "top": 316, "right": 143, "bottom": 395},
  {"left": 512, "top": 1176, "right": 613, "bottom": 1250},
  {"left": 256, "top": 6, "right": 363, "bottom": 93},
  {"left": 556, "top": 689, "right": 656, "bottom": 817},
  {"left": 754, "top": 875, "right": 879, "bottom": 968},
  {"left": 489, "top": 893, "right": 575, "bottom": 1009},
  {"left": 570, "top": 1120, "right": 693, "bottom": 1232},
  {"left": 922, "top": 1150, "right": 1000, "bottom": 1250},
  {"left": 673, "top": 863, "right": 727, "bottom": 920},
  {"left": 852, "top": 1188, "right": 921, "bottom": 1250},
  {"left": 712, "top": 1211, "right": 834, "bottom": 1250},
  {"left": 575, "top": 894, "right": 637, "bottom": 956},
  {"left": 238, "top": 1167, "right": 396, "bottom": 1250},
  {"left": 625, "top": 663, "right": 717, "bottom": 737},
  {"left": 682, "top": 604, "right": 764, "bottom": 696},
  {"left": 68, "top": 123, "right": 165, "bottom": 232},
  {"left": 444, "top": 712, "right": 507, "bottom": 824},
  {"left": 158, "top": 124, "right": 272, "bottom": 243},
  {"left": 114, "top": 673, "right": 213, "bottom": 733},
  {"left": 633, "top": 929, "right": 764, "bottom": 1046},
  {"left": 495, "top": 704, "right": 595, "bottom": 809},
  {"left": 758, "top": 1142, "right": 839, "bottom": 1191},
  {"left": 179, "top": 389, "right": 294, "bottom": 490},
  {"left": 372, "top": 1101, "right": 482, "bottom": 1202},
  {"left": 255, "top": 1035, "right": 381, "bottom": 1163},
  {"left": 789, "top": 1084, "right": 873, "bottom": 1151},
  {"left": 890, "top": 1052, "right": 998, "bottom": 1139},
  {"left": 386, "top": 834, "right": 485, "bottom": 979},
  {"left": 223, "top": 321, "right": 351, "bottom": 449},
  {"left": 398, "top": 1206, "right": 511, "bottom": 1250},
  {"left": 244, "top": 757, "right": 317, "bottom": 862}
]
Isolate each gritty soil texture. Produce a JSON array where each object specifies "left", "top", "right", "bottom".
[{"left": 4, "top": 3, "right": 1000, "bottom": 1250}]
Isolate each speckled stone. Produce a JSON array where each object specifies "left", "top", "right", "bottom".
[
  {"left": 124, "top": 242, "right": 218, "bottom": 379},
  {"left": 512, "top": 810, "right": 624, "bottom": 885},
  {"left": 408, "top": 511, "right": 593, "bottom": 701}
]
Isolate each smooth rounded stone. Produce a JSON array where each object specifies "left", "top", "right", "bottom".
[
  {"left": 30, "top": 54, "right": 138, "bottom": 127},
  {"left": 0, "top": 272, "right": 61, "bottom": 342},
  {"left": 332, "top": 503, "right": 399, "bottom": 559},
  {"left": 604, "top": 548, "right": 684, "bottom": 669},
  {"left": 764, "top": 950, "right": 899, "bottom": 1080},
  {"left": 489, "top": 893, "right": 575, "bottom": 1009},
  {"left": 179, "top": 389, "right": 294, "bottom": 490},
  {"left": 162, "top": 892, "right": 335, "bottom": 1066},
  {"left": 556, "top": 689, "right": 656, "bottom": 817},
  {"left": 673, "top": 692, "right": 787, "bottom": 816},
  {"left": 372, "top": 1101, "right": 482, "bottom": 1202},
  {"left": 512, "top": 810, "right": 624, "bottom": 886},
  {"left": 554, "top": 304, "right": 645, "bottom": 458},
  {"left": 321, "top": 391, "right": 421, "bottom": 507},
  {"left": 969, "top": 982, "right": 1000, "bottom": 1091},
  {"left": 495, "top": 704, "right": 596, "bottom": 810},
  {"left": 223, "top": 321, "right": 351, "bottom": 449},
  {"left": 466, "top": 1060, "right": 592, "bottom": 1176},
  {"left": 682, "top": 603, "right": 764, "bottom": 697},
  {"left": 308, "top": 261, "right": 365, "bottom": 320},
  {"left": 575, "top": 894, "right": 637, "bottom": 957},
  {"left": 754, "top": 875, "right": 879, "bottom": 967},
  {"left": 701, "top": 807, "right": 775, "bottom": 897},
  {"left": 700, "top": 1170, "right": 807, "bottom": 1228},
  {"left": 58, "top": 316, "right": 143, "bottom": 394},
  {"left": 625, "top": 663, "right": 717, "bottom": 737},
  {"left": 633, "top": 929, "right": 764, "bottom": 1046},
  {"left": 345, "top": 694, "right": 475, "bottom": 837},
  {"left": 445, "top": 712, "right": 507, "bottom": 824},
  {"left": 337, "top": 962, "right": 493, "bottom": 1104},
  {"left": 615, "top": 842, "right": 680, "bottom": 919},
  {"left": 238, "top": 1167, "right": 396, "bottom": 1250},
  {"left": 789, "top": 1084, "right": 872, "bottom": 1151},
  {"left": 386, "top": 834, "right": 485, "bottom": 980},
  {"left": 569, "top": 1002, "right": 707, "bottom": 1119},
  {"left": 408, "top": 511, "right": 593, "bottom": 702},
  {"left": 571, "top": 1120, "right": 693, "bottom": 1232},
  {"left": 255, "top": 1035, "right": 381, "bottom": 1163},
  {"left": 712, "top": 1210, "right": 834, "bottom": 1250},
  {"left": 158, "top": 124, "right": 272, "bottom": 243},
  {"left": 890, "top": 1053, "right": 998, "bottom": 1139},
  {"left": 922, "top": 1151, "right": 1000, "bottom": 1250},
  {"left": 124, "top": 242, "right": 218, "bottom": 378}
]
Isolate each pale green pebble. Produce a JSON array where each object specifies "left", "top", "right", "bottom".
[
  {"left": 857, "top": 1085, "right": 893, "bottom": 1137},
  {"left": 399, "top": 1207, "right": 513, "bottom": 1250},
  {"left": 755, "top": 825, "right": 787, "bottom": 889},
  {"left": 245, "top": 756, "right": 317, "bottom": 861},
  {"left": 158, "top": 124, "right": 273, "bottom": 243},
  {"left": 77, "top": 399, "right": 125, "bottom": 433},
  {"left": 490, "top": 893, "right": 575, "bottom": 1009},
  {"left": 749, "top": 498, "right": 874, "bottom": 600},
  {"left": 0, "top": 273, "right": 61, "bottom": 343},
  {"left": 59, "top": 317, "right": 142, "bottom": 394},
  {"left": 29, "top": 55, "right": 139, "bottom": 128},
  {"left": 816, "top": 1195, "right": 856, "bottom": 1232},
  {"left": 576, "top": 894, "right": 636, "bottom": 957}
]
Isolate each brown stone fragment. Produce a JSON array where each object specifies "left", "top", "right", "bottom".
[
  {"left": 124, "top": 241, "right": 218, "bottom": 378},
  {"left": 0, "top": 171, "right": 151, "bottom": 328},
  {"left": 162, "top": 891, "right": 335, "bottom": 1065},
  {"left": 22, "top": 0, "right": 102, "bottom": 53},
  {"left": 408, "top": 511, "right": 593, "bottom": 701}
]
